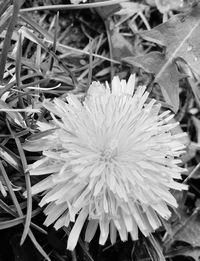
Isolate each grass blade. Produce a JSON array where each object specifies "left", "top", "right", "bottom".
[
  {"left": 0, "top": 161, "right": 23, "bottom": 216},
  {"left": 0, "top": 72, "right": 43, "bottom": 97},
  {"left": 0, "top": 160, "right": 50, "bottom": 260},
  {"left": 0, "top": 216, "right": 25, "bottom": 229},
  {"left": 15, "top": 32, "right": 22, "bottom": 88},
  {"left": 0, "top": 5, "right": 13, "bottom": 35},
  {"left": 20, "top": 13, "right": 120, "bottom": 64},
  {"left": 0, "top": 199, "right": 47, "bottom": 235},
  {"left": 49, "top": 12, "right": 59, "bottom": 71},
  {"left": 15, "top": 137, "right": 32, "bottom": 245},
  {"left": 0, "top": 0, "right": 24, "bottom": 82},
  {"left": 20, "top": 0, "right": 128, "bottom": 12},
  {"left": 28, "top": 230, "right": 51, "bottom": 261},
  {"left": 0, "top": 199, "right": 18, "bottom": 216},
  {"left": 20, "top": 27, "right": 77, "bottom": 87},
  {"left": 6, "top": 119, "right": 32, "bottom": 245},
  {"left": 0, "top": 144, "right": 21, "bottom": 172},
  {"left": 0, "top": 0, "right": 10, "bottom": 16}
]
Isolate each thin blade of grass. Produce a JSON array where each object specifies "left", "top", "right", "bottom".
[
  {"left": 15, "top": 32, "right": 22, "bottom": 89},
  {"left": 30, "top": 222, "right": 48, "bottom": 235},
  {"left": 0, "top": 0, "right": 25, "bottom": 82},
  {"left": 0, "top": 0, "right": 12, "bottom": 34},
  {"left": 0, "top": 99, "right": 26, "bottom": 127},
  {"left": 20, "top": 0, "right": 128, "bottom": 12},
  {"left": 0, "top": 0, "right": 10, "bottom": 16},
  {"left": 0, "top": 216, "right": 26, "bottom": 229},
  {"left": 0, "top": 207, "right": 46, "bottom": 231},
  {"left": 0, "top": 144, "right": 21, "bottom": 172},
  {"left": 28, "top": 230, "right": 51, "bottom": 261},
  {"left": 0, "top": 199, "right": 47, "bottom": 235},
  {"left": 0, "top": 108, "right": 40, "bottom": 112},
  {"left": 20, "top": 27, "right": 77, "bottom": 87},
  {"left": 15, "top": 32, "right": 29, "bottom": 125},
  {"left": 0, "top": 5, "right": 13, "bottom": 36},
  {"left": 0, "top": 72, "right": 43, "bottom": 97},
  {"left": 87, "top": 39, "right": 93, "bottom": 87},
  {"left": 6, "top": 120, "right": 32, "bottom": 245},
  {"left": 0, "top": 199, "right": 18, "bottom": 216},
  {"left": 0, "top": 161, "right": 23, "bottom": 216},
  {"left": 20, "top": 13, "right": 120, "bottom": 64},
  {"left": 0, "top": 160, "right": 50, "bottom": 260},
  {"left": 19, "top": 13, "right": 53, "bottom": 45},
  {"left": 49, "top": 12, "right": 59, "bottom": 71},
  {"left": 148, "top": 235, "right": 166, "bottom": 261},
  {"left": 21, "top": 78, "right": 49, "bottom": 90},
  {"left": 104, "top": 20, "right": 114, "bottom": 79},
  {"left": 15, "top": 137, "right": 32, "bottom": 245}
]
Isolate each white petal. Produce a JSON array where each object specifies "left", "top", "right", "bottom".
[
  {"left": 145, "top": 207, "right": 161, "bottom": 230},
  {"left": 31, "top": 176, "right": 54, "bottom": 195},
  {"left": 118, "top": 217, "right": 128, "bottom": 241},
  {"left": 112, "top": 76, "right": 122, "bottom": 95},
  {"left": 126, "top": 74, "right": 135, "bottom": 95},
  {"left": 85, "top": 220, "right": 99, "bottom": 242},
  {"left": 87, "top": 81, "right": 106, "bottom": 97},
  {"left": 99, "top": 218, "right": 109, "bottom": 245},
  {"left": 44, "top": 202, "right": 67, "bottom": 226},
  {"left": 54, "top": 213, "right": 70, "bottom": 230},
  {"left": 110, "top": 220, "right": 117, "bottom": 244},
  {"left": 129, "top": 218, "right": 138, "bottom": 240},
  {"left": 67, "top": 207, "right": 89, "bottom": 250}
]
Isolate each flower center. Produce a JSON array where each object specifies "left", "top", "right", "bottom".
[
  {"left": 100, "top": 148, "right": 114, "bottom": 163},
  {"left": 99, "top": 140, "right": 118, "bottom": 164}
]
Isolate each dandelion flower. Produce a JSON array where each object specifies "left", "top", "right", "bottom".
[{"left": 24, "top": 75, "right": 187, "bottom": 250}]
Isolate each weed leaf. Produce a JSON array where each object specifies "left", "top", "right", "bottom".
[
  {"left": 124, "top": 52, "right": 183, "bottom": 112},
  {"left": 124, "top": 4, "right": 200, "bottom": 112},
  {"left": 140, "top": 4, "right": 200, "bottom": 76}
]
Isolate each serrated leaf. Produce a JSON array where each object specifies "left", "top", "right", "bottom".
[
  {"left": 173, "top": 211, "right": 200, "bottom": 248},
  {"left": 124, "top": 52, "right": 183, "bottom": 112},
  {"left": 140, "top": 4, "right": 200, "bottom": 76},
  {"left": 124, "top": 4, "right": 200, "bottom": 112}
]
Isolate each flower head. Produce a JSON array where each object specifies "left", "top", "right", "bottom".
[{"left": 24, "top": 75, "right": 187, "bottom": 250}]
